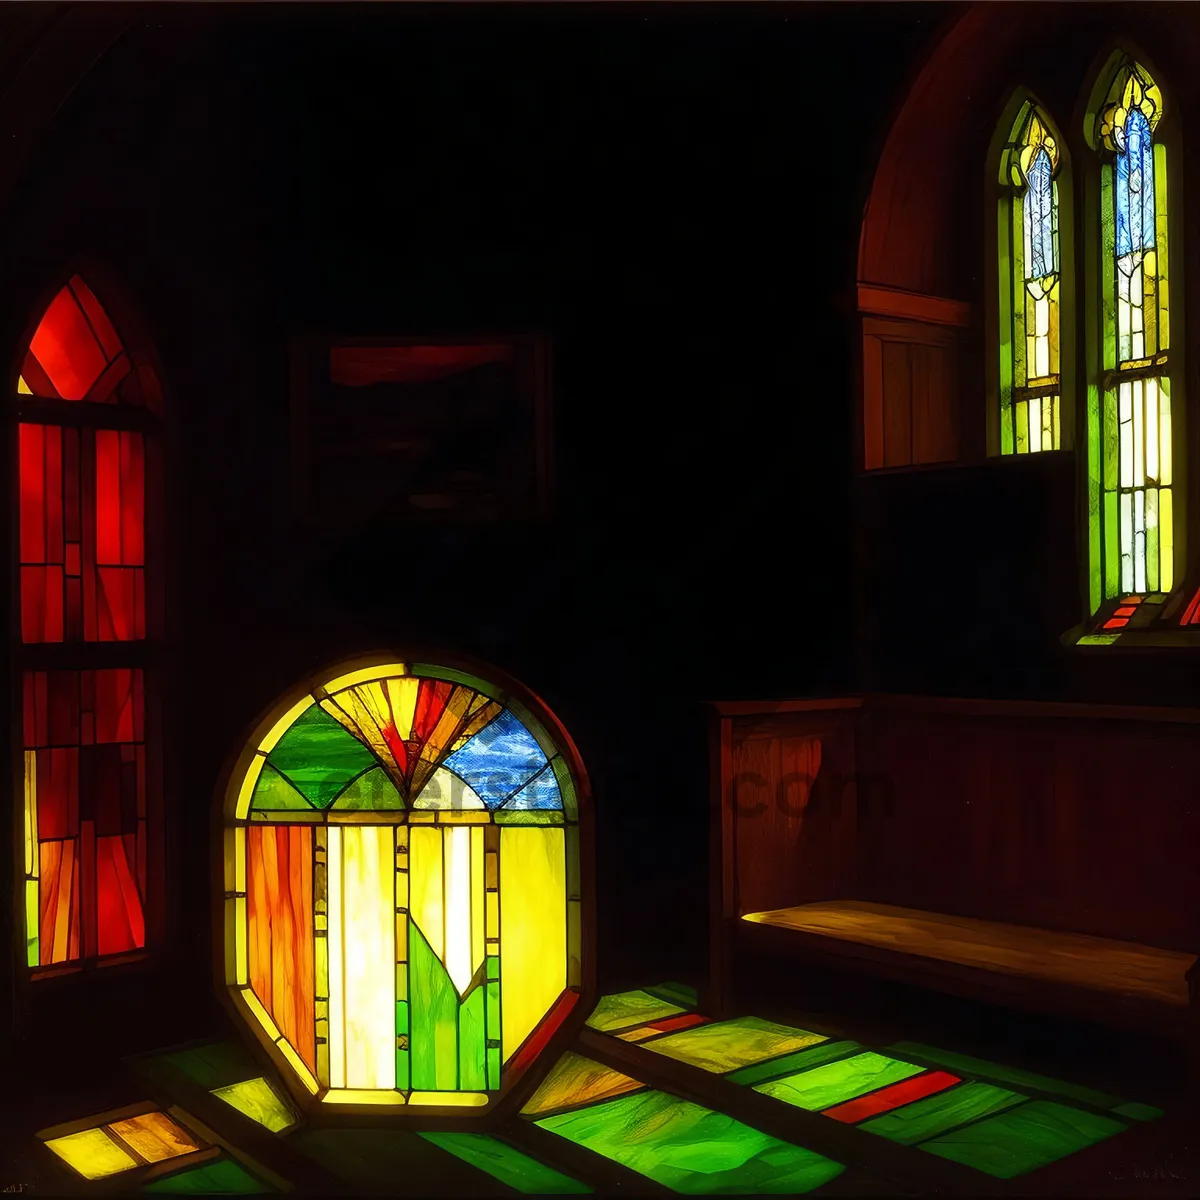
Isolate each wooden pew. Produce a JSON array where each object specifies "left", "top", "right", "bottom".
[{"left": 708, "top": 695, "right": 1200, "bottom": 1067}]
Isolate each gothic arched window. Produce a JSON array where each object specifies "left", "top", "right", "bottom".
[
  {"left": 998, "top": 101, "right": 1066, "bottom": 454},
  {"left": 16, "top": 274, "right": 165, "bottom": 973}
]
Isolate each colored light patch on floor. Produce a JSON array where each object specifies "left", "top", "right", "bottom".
[
  {"left": 139, "top": 1155, "right": 272, "bottom": 1194},
  {"left": 420, "top": 1132, "right": 591, "bottom": 1194},
  {"left": 585, "top": 989, "right": 687, "bottom": 1033},
  {"left": 521, "top": 1050, "right": 645, "bottom": 1118},
  {"left": 641, "top": 1015, "right": 827, "bottom": 1074},
  {"left": 617, "top": 1014, "right": 708, "bottom": 1043},
  {"left": 859, "top": 1081, "right": 1028, "bottom": 1145},
  {"left": 920, "top": 1100, "right": 1128, "bottom": 1179},
  {"left": 535, "top": 1085, "right": 845, "bottom": 1194},
  {"left": 755, "top": 1052, "right": 925, "bottom": 1111},
  {"left": 726, "top": 1039, "right": 863, "bottom": 1087},
  {"left": 211, "top": 1078, "right": 297, "bottom": 1134},
  {"left": 108, "top": 1112, "right": 202, "bottom": 1163},
  {"left": 45, "top": 1127, "right": 141, "bottom": 1180},
  {"left": 822, "top": 1071, "right": 959, "bottom": 1123}
]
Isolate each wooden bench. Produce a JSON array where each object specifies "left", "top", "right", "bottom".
[{"left": 707, "top": 695, "right": 1200, "bottom": 1064}]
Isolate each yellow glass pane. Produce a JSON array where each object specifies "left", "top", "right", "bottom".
[
  {"left": 322, "top": 1089, "right": 407, "bottom": 1105},
  {"left": 1161, "top": 487, "right": 1174, "bottom": 592},
  {"left": 445, "top": 826, "right": 473, "bottom": 995},
  {"left": 45, "top": 1128, "right": 138, "bottom": 1180},
  {"left": 500, "top": 827, "right": 566, "bottom": 1060},
  {"left": 471, "top": 826, "right": 485, "bottom": 978},
  {"left": 387, "top": 676, "right": 420, "bottom": 741},
  {"left": 327, "top": 827, "right": 345, "bottom": 1088},
  {"left": 17, "top": 375, "right": 32, "bottom": 395},
  {"left": 108, "top": 1112, "right": 200, "bottom": 1163},
  {"left": 409, "top": 825, "right": 444, "bottom": 961},
  {"left": 234, "top": 895, "right": 248, "bottom": 985},
  {"left": 1146, "top": 378, "right": 1159, "bottom": 481},
  {"left": 23, "top": 750, "right": 36, "bottom": 877},
  {"left": 323, "top": 664, "right": 407, "bottom": 694},
  {"left": 1159, "top": 382, "right": 1172, "bottom": 486},
  {"left": 414, "top": 766, "right": 485, "bottom": 811},
  {"left": 236, "top": 755, "right": 265, "bottom": 820},
  {"left": 409, "top": 1092, "right": 489, "bottom": 1107},
  {"left": 339, "top": 825, "right": 396, "bottom": 1090}
]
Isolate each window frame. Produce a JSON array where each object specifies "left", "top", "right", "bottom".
[{"left": 9, "top": 263, "right": 170, "bottom": 987}]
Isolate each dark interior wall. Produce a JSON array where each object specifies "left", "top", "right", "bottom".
[
  {"left": 856, "top": 4, "right": 1200, "bottom": 705},
  {"left": 0, "top": 3, "right": 940, "bottom": 1055}
]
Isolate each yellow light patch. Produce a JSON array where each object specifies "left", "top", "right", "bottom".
[
  {"left": 212, "top": 1078, "right": 294, "bottom": 1133},
  {"left": 107, "top": 1112, "right": 199, "bottom": 1163},
  {"left": 45, "top": 1128, "right": 139, "bottom": 1180},
  {"left": 500, "top": 827, "right": 566, "bottom": 1061},
  {"left": 17, "top": 375, "right": 32, "bottom": 395}
]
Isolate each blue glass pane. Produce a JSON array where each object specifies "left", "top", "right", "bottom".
[
  {"left": 503, "top": 764, "right": 563, "bottom": 810},
  {"left": 1116, "top": 109, "right": 1155, "bottom": 258},
  {"left": 442, "top": 709, "right": 547, "bottom": 809},
  {"left": 1024, "top": 148, "right": 1056, "bottom": 281}
]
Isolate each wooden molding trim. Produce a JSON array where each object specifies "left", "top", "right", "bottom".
[{"left": 858, "top": 283, "right": 971, "bottom": 328}]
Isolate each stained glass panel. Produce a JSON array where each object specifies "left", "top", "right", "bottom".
[{"left": 224, "top": 660, "right": 584, "bottom": 1115}]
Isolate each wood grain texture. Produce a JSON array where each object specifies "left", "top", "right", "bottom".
[{"left": 742, "top": 901, "right": 1193, "bottom": 1008}]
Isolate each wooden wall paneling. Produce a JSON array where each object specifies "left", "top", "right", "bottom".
[{"left": 880, "top": 341, "right": 912, "bottom": 467}]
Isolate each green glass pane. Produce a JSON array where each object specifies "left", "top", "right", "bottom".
[
  {"left": 266, "top": 704, "right": 379, "bottom": 809},
  {"left": 921, "top": 1100, "right": 1126, "bottom": 1179},
  {"left": 459, "top": 985, "right": 487, "bottom": 1091},
  {"left": 860, "top": 1082, "right": 1026, "bottom": 1145},
  {"left": 161, "top": 1041, "right": 262, "bottom": 1091},
  {"left": 331, "top": 766, "right": 404, "bottom": 810},
  {"left": 755, "top": 1052, "right": 924, "bottom": 1112},
  {"left": 409, "top": 917, "right": 460, "bottom": 1090},
  {"left": 421, "top": 1133, "right": 591, "bottom": 1195},
  {"left": 886, "top": 1043, "right": 1123, "bottom": 1109},
  {"left": 1111, "top": 1101, "right": 1163, "bottom": 1122},
  {"left": 494, "top": 809, "right": 564, "bottom": 825},
  {"left": 249, "top": 763, "right": 313, "bottom": 812},
  {"left": 139, "top": 1156, "right": 270, "bottom": 1194},
  {"left": 586, "top": 990, "right": 686, "bottom": 1033},
  {"left": 645, "top": 981, "right": 698, "bottom": 1009},
  {"left": 644, "top": 1016, "right": 827, "bottom": 1075},
  {"left": 727, "top": 1040, "right": 863, "bottom": 1087},
  {"left": 488, "top": 1045, "right": 501, "bottom": 1090},
  {"left": 211, "top": 1077, "right": 296, "bottom": 1133},
  {"left": 536, "top": 1089, "right": 844, "bottom": 1194}
]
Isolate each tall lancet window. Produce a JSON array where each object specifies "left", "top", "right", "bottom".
[
  {"left": 998, "top": 102, "right": 1063, "bottom": 454},
  {"left": 1093, "top": 60, "right": 1172, "bottom": 604}
]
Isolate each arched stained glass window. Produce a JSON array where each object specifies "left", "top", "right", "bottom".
[
  {"left": 221, "top": 658, "right": 589, "bottom": 1116},
  {"left": 16, "top": 274, "right": 164, "bottom": 973},
  {"left": 998, "top": 102, "right": 1063, "bottom": 454},
  {"left": 1091, "top": 59, "right": 1173, "bottom": 610}
]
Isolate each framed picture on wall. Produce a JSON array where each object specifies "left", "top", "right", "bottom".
[{"left": 290, "top": 334, "right": 552, "bottom": 527}]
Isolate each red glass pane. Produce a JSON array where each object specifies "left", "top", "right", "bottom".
[
  {"left": 19, "top": 424, "right": 144, "bottom": 644},
  {"left": 25, "top": 670, "right": 147, "bottom": 967},
  {"left": 1181, "top": 588, "right": 1200, "bottom": 626}
]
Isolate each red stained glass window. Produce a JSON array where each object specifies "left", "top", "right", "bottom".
[{"left": 16, "top": 275, "right": 162, "bottom": 976}]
